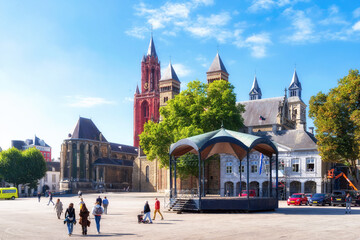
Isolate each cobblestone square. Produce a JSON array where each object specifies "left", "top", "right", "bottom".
[{"left": 1, "top": 192, "right": 359, "bottom": 240}]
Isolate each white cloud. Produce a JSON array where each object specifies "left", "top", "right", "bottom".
[
  {"left": 172, "top": 63, "right": 192, "bottom": 77},
  {"left": 196, "top": 55, "right": 209, "bottom": 68},
  {"left": 66, "top": 96, "right": 115, "bottom": 108},
  {"left": 283, "top": 8, "right": 316, "bottom": 43},
  {"left": 248, "top": 0, "right": 308, "bottom": 13},
  {"left": 234, "top": 31, "right": 271, "bottom": 58},
  {"left": 353, "top": 21, "right": 360, "bottom": 31},
  {"left": 125, "top": 26, "right": 148, "bottom": 39},
  {"left": 192, "top": 0, "right": 214, "bottom": 6},
  {"left": 123, "top": 97, "right": 134, "bottom": 103},
  {"left": 319, "top": 5, "right": 348, "bottom": 26},
  {"left": 353, "top": 7, "right": 360, "bottom": 18}
]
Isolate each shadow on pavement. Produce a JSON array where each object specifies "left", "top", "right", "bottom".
[{"left": 82, "top": 233, "right": 136, "bottom": 237}]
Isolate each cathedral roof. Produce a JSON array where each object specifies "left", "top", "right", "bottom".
[
  {"left": 110, "top": 142, "right": 138, "bottom": 155},
  {"left": 249, "top": 75, "right": 262, "bottom": 95},
  {"left": 160, "top": 62, "right": 180, "bottom": 82},
  {"left": 207, "top": 53, "right": 228, "bottom": 74},
  {"left": 70, "top": 117, "right": 107, "bottom": 142},
  {"left": 289, "top": 70, "right": 302, "bottom": 90},
  {"left": 256, "top": 129, "right": 317, "bottom": 150},
  {"left": 239, "top": 97, "right": 284, "bottom": 127},
  {"left": 147, "top": 36, "right": 157, "bottom": 58}
]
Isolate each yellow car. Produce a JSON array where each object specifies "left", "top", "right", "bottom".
[{"left": 0, "top": 187, "right": 18, "bottom": 200}]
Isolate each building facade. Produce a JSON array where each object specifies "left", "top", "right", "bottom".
[
  {"left": 59, "top": 117, "right": 137, "bottom": 192},
  {"left": 11, "top": 136, "right": 52, "bottom": 162}
]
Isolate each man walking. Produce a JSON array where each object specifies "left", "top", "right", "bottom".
[
  {"left": 47, "top": 192, "right": 55, "bottom": 206},
  {"left": 143, "top": 201, "right": 153, "bottom": 224},
  {"left": 345, "top": 193, "right": 352, "bottom": 214},
  {"left": 152, "top": 198, "right": 164, "bottom": 220},
  {"left": 103, "top": 196, "right": 109, "bottom": 214},
  {"left": 96, "top": 195, "right": 102, "bottom": 206}
]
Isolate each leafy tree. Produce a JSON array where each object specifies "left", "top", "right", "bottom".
[
  {"left": 309, "top": 69, "right": 360, "bottom": 184},
  {"left": 0, "top": 147, "right": 46, "bottom": 188},
  {"left": 140, "top": 80, "right": 244, "bottom": 177}
]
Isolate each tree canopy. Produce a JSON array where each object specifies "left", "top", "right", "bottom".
[
  {"left": 140, "top": 80, "right": 245, "bottom": 177},
  {"left": 0, "top": 147, "right": 47, "bottom": 187},
  {"left": 309, "top": 69, "right": 360, "bottom": 183}
]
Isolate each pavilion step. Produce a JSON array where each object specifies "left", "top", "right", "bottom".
[{"left": 171, "top": 199, "right": 198, "bottom": 212}]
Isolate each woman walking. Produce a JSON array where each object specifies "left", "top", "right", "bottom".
[
  {"left": 64, "top": 203, "right": 76, "bottom": 236},
  {"left": 91, "top": 201, "right": 104, "bottom": 234},
  {"left": 54, "top": 199, "right": 63, "bottom": 219},
  {"left": 79, "top": 203, "right": 90, "bottom": 235}
]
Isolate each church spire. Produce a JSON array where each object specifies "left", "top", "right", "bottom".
[
  {"left": 249, "top": 75, "right": 262, "bottom": 100},
  {"left": 160, "top": 61, "right": 180, "bottom": 82},
  {"left": 206, "top": 52, "right": 229, "bottom": 83},
  {"left": 288, "top": 69, "right": 302, "bottom": 98},
  {"left": 147, "top": 36, "right": 157, "bottom": 58},
  {"left": 135, "top": 84, "right": 140, "bottom": 94}
]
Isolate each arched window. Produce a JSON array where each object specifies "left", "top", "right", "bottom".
[{"left": 146, "top": 166, "right": 150, "bottom": 182}]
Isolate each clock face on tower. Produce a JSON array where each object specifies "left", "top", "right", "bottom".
[{"left": 144, "top": 82, "right": 148, "bottom": 90}]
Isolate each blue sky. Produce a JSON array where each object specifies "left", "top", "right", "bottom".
[{"left": 0, "top": 0, "right": 360, "bottom": 158}]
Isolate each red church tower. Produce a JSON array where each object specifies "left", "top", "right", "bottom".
[{"left": 133, "top": 36, "right": 161, "bottom": 147}]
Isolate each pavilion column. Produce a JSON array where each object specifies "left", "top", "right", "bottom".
[
  {"left": 239, "top": 160, "right": 242, "bottom": 196},
  {"left": 198, "top": 153, "right": 202, "bottom": 210},
  {"left": 246, "top": 152, "right": 250, "bottom": 201},
  {"left": 269, "top": 156, "right": 273, "bottom": 198},
  {"left": 169, "top": 154, "right": 173, "bottom": 199},
  {"left": 202, "top": 160, "right": 205, "bottom": 197},
  {"left": 276, "top": 153, "right": 279, "bottom": 200},
  {"left": 174, "top": 157, "right": 177, "bottom": 198}
]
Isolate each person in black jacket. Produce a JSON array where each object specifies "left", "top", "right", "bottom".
[
  {"left": 64, "top": 203, "right": 76, "bottom": 236},
  {"left": 143, "top": 201, "right": 153, "bottom": 224},
  {"left": 96, "top": 196, "right": 102, "bottom": 206}
]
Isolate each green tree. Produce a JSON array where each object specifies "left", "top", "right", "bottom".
[
  {"left": 140, "top": 80, "right": 244, "bottom": 177},
  {"left": 0, "top": 147, "right": 46, "bottom": 187},
  {"left": 309, "top": 69, "right": 360, "bottom": 185}
]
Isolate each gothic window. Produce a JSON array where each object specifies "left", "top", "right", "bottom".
[
  {"left": 306, "top": 158, "right": 315, "bottom": 172},
  {"left": 292, "top": 158, "right": 300, "bottom": 172},
  {"left": 226, "top": 162, "right": 232, "bottom": 174},
  {"left": 150, "top": 68, "right": 155, "bottom": 91},
  {"left": 142, "top": 101, "right": 149, "bottom": 120},
  {"left": 146, "top": 166, "right": 150, "bottom": 182}
]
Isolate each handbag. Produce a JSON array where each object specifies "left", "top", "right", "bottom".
[{"left": 87, "top": 220, "right": 91, "bottom": 227}]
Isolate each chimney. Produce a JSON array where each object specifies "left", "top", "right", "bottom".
[{"left": 309, "top": 127, "right": 314, "bottom": 134}]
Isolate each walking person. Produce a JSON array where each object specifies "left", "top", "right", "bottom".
[
  {"left": 78, "top": 198, "right": 85, "bottom": 210},
  {"left": 54, "top": 199, "right": 63, "bottom": 219},
  {"left": 64, "top": 203, "right": 76, "bottom": 236},
  {"left": 96, "top": 196, "right": 102, "bottom": 206},
  {"left": 78, "top": 190, "right": 82, "bottom": 198},
  {"left": 37, "top": 192, "right": 41, "bottom": 202},
  {"left": 79, "top": 203, "right": 90, "bottom": 235},
  {"left": 47, "top": 192, "right": 55, "bottom": 206},
  {"left": 103, "top": 196, "right": 109, "bottom": 214},
  {"left": 152, "top": 198, "right": 164, "bottom": 220},
  {"left": 92, "top": 201, "right": 104, "bottom": 234},
  {"left": 143, "top": 201, "right": 153, "bottom": 224},
  {"left": 345, "top": 193, "right": 352, "bottom": 214}
]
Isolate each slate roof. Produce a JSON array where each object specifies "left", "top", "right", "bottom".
[
  {"left": 34, "top": 135, "right": 50, "bottom": 147},
  {"left": 256, "top": 129, "right": 317, "bottom": 150},
  {"left": 147, "top": 36, "right": 157, "bottom": 58},
  {"left": 207, "top": 53, "right": 228, "bottom": 74},
  {"left": 249, "top": 76, "right": 262, "bottom": 96},
  {"left": 71, "top": 117, "right": 107, "bottom": 142},
  {"left": 110, "top": 142, "right": 138, "bottom": 155},
  {"left": 160, "top": 62, "right": 180, "bottom": 82},
  {"left": 289, "top": 70, "right": 302, "bottom": 90},
  {"left": 46, "top": 161, "right": 60, "bottom": 172},
  {"left": 93, "top": 158, "right": 134, "bottom": 167},
  {"left": 239, "top": 97, "right": 284, "bottom": 127}
]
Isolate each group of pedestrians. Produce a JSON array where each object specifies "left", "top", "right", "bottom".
[
  {"left": 40, "top": 193, "right": 109, "bottom": 236},
  {"left": 142, "top": 198, "right": 164, "bottom": 224}
]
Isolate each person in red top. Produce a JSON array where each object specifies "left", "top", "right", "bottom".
[{"left": 152, "top": 198, "right": 164, "bottom": 220}]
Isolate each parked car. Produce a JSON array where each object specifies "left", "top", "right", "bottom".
[
  {"left": 309, "top": 193, "right": 331, "bottom": 206},
  {"left": 240, "top": 190, "right": 256, "bottom": 197},
  {"left": 287, "top": 193, "right": 308, "bottom": 206},
  {"left": 331, "top": 190, "right": 357, "bottom": 206},
  {"left": 305, "top": 193, "right": 313, "bottom": 199}
]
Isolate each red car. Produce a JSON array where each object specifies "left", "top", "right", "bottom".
[
  {"left": 240, "top": 190, "right": 256, "bottom": 197},
  {"left": 287, "top": 193, "right": 308, "bottom": 206}
]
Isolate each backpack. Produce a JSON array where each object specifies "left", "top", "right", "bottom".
[{"left": 94, "top": 206, "right": 103, "bottom": 215}]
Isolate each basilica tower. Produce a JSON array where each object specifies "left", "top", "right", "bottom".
[
  {"left": 133, "top": 36, "right": 161, "bottom": 147},
  {"left": 206, "top": 52, "right": 229, "bottom": 83},
  {"left": 159, "top": 61, "right": 180, "bottom": 108},
  {"left": 288, "top": 70, "right": 307, "bottom": 130}
]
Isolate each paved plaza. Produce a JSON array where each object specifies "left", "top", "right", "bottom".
[{"left": 1, "top": 192, "right": 359, "bottom": 240}]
